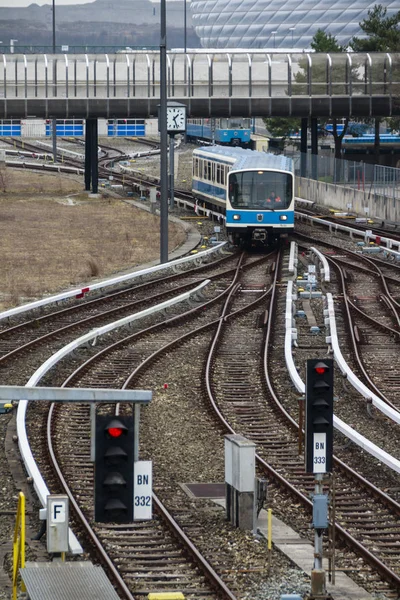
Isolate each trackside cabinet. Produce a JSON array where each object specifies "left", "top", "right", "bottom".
[{"left": 224, "top": 434, "right": 255, "bottom": 530}]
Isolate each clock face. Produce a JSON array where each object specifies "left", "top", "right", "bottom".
[{"left": 166, "top": 106, "right": 186, "bottom": 132}]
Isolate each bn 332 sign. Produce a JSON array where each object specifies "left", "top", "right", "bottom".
[{"left": 134, "top": 460, "right": 152, "bottom": 520}]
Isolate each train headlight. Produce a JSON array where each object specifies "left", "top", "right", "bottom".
[
  {"left": 280, "top": 215, "right": 288, "bottom": 221},
  {"left": 233, "top": 214, "right": 241, "bottom": 220}
]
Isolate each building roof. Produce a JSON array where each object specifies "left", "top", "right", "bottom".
[{"left": 190, "top": 0, "right": 399, "bottom": 49}]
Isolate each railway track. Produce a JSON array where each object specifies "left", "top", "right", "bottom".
[
  {"left": 0, "top": 135, "right": 197, "bottom": 207},
  {"left": 26, "top": 252, "right": 275, "bottom": 599},
  {"left": 0, "top": 252, "right": 247, "bottom": 383},
  {"left": 115, "top": 241, "right": 400, "bottom": 597},
  {"left": 45, "top": 240, "right": 400, "bottom": 596},
  {"left": 296, "top": 206, "right": 400, "bottom": 244},
  {"left": 199, "top": 244, "right": 400, "bottom": 596},
  {"left": 294, "top": 230, "right": 400, "bottom": 429},
  {"left": 5, "top": 200, "right": 400, "bottom": 597}
]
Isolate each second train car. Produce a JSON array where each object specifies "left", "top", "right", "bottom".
[
  {"left": 192, "top": 145, "right": 294, "bottom": 246},
  {"left": 187, "top": 118, "right": 252, "bottom": 147}
]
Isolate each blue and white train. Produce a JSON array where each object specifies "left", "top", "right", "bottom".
[
  {"left": 187, "top": 118, "right": 252, "bottom": 147},
  {"left": 192, "top": 145, "right": 294, "bottom": 246}
]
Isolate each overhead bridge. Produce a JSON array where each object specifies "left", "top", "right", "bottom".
[{"left": 1, "top": 50, "right": 398, "bottom": 120}]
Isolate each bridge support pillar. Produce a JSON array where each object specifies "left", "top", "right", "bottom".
[
  {"left": 311, "top": 117, "right": 318, "bottom": 180},
  {"left": 85, "top": 118, "right": 99, "bottom": 194},
  {"left": 300, "top": 118, "right": 308, "bottom": 177}
]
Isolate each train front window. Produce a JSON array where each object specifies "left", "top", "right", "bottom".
[{"left": 228, "top": 171, "right": 292, "bottom": 209}]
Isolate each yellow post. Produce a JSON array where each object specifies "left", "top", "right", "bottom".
[
  {"left": 148, "top": 595, "right": 185, "bottom": 600},
  {"left": 267, "top": 508, "right": 272, "bottom": 549},
  {"left": 267, "top": 508, "right": 272, "bottom": 572},
  {"left": 12, "top": 492, "right": 26, "bottom": 600}
]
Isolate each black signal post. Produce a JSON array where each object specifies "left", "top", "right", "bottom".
[
  {"left": 95, "top": 415, "right": 134, "bottom": 523},
  {"left": 305, "top": 359, "right": 334, "bottom": 474}
]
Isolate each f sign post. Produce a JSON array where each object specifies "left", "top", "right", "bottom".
[
  {"left": 47, "top": 495, "right": 69, "bottom": 553},
  {"left": 305, "top": 359, "right": 334, "bottom": 474}
]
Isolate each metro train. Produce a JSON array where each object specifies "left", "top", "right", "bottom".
[
  {"left": 187, "top": 118, "right": 252, "bottom": 147},
  {"left": 192, "top": 145, "right": 294, "bottom": 246}
]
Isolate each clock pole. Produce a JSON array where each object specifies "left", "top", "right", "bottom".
[
  {"left": 169, "top": 134, "right": 175, "bottom": 209},
  {"left": 159, "top": 0, "right": 168, "bottom": 263}
]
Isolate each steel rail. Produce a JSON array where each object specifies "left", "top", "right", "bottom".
[
  {"left": 261, "top": 248, "right": 400, "bottom": 590},
  {"left": 48, "top": 258, "right": 259, "bottom": 600},
  {"left": 199, "top": 245, "right": 400, "bottom": 590},
  {"left": 112, "top": 244, "right": 400, "bottom": 590},
  {"left": 327, "top": 254, "right": 399, "bottom": 411},
  {"left": 46, "top": 402, "right": 136, "bottom": 600}
]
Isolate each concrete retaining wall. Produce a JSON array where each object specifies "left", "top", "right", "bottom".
[{"left": 298, "top": 177, "right": 400, "bottom": 223}]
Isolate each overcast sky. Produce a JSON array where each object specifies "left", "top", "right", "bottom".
[{"left": 0, "top": 0, "right": 96, "bottom": 5}]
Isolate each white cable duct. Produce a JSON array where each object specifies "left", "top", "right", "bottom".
[
  {"left": 16, "top": 279, "right": 211, "bottom": 554},
  {"left": 0, "top": 243, "right": 226, "bottom": 323},
  {"left": 284, "top": 282, "right": 400, "bottom": 474},
  {"left": 325, "top": 293, "right": 400, "bottom": 425}
]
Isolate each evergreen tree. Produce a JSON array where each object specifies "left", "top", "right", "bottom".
[
  {"left": 310, "top": 30, "right": 343, "bottom": 53},
  {"left": 350, "top": 5, "right": 400, "bottom": 52},
  {"left": 263, "top": 30, "right": 346, "bottom": 152},
  {"left": 350, "top": 5, "right": 400, "bottom": 161},
  {"left": 296, "top": 29, "right": 349, "bottom": 158}
]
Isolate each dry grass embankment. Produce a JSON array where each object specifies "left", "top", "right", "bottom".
[{"left": 0, "top": 170, "right": 186, "bottom": 310}]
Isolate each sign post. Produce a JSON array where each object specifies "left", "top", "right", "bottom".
[
  {"left": 305, "top": 358, "right": 334, "bottom": 599},
  {"left": 134, "top": 461, "right": 153, "bottom": 520},
  {"left": 46, "top": 495, "right": 69, "bottom": 554}
]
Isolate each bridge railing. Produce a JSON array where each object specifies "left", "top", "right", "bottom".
[{"left": 1, "top": 51, "right": 398, "bottom": 101}]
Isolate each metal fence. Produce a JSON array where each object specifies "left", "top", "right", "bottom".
[
  {"left": 291, "top": 152, "right": 400, "bottom": 202},
  {"left": 2, "top": 46, "right": 158, "bottom": 55}
]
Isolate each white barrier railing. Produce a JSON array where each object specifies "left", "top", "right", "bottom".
[
  {"left": 0, "top": 242, "right": 226, "bottom": 323},
  {"left": 5, "top": 160, "right": 83, "bottom": 174},
  {"left": 285, "top": 281, "right": 304, "bottom": 394},
  {"left": 295, "top": 208, "right": 400, "bottom": 253},
  {"left": 284, "top": 280, "right": 400, "bottom": 474},
  {"left": 288, "top": 241, "right": 297, "bottom": 275},
  {"left": 309, "top": 246, "right": 330, "bottom": 283},
  {"left": 325, "top": 293, "right": 400, "bottom": 425},
  {"left": 34, "top": 140, "right": 86, "bottom": 160},
  {"left": 17, "top": 279, "right": 210, "bottom": 555}
]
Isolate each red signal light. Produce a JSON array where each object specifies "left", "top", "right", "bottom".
[
  {"left": 315, "top": 366, "right": 326, "bottom": 374},
  {"left": 315, "top": 361, "right": 329, "bottom": 374},
  {"left": 105, "top": 418, "right": 127, "bottom": 438},
  {"left": 108, "top": 426, "right": 123, "bottom": 438}
]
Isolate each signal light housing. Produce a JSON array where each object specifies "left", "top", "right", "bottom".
[
  {"left": 95, "top": 415, "right": 134, "bottom": 523},
  {"left": 305, "top": 359, "right": 334, "bottom": 474}
]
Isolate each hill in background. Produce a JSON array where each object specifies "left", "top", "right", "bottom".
[{"left": 0, "top": 0, "right": 200, "bottom": 50}]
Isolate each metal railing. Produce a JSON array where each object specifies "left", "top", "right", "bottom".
[
  {"left": 0, "top": 51, "right": 397, "bottom": 119},
  {"left": 0, "top": 51, "right": 397, "bottom": 100},
  {"left": 2, "top": 45, "right": 159, "bottom": 54},
  {"left": 293, "top": 151, "right": 400, "bottom": 202}
]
